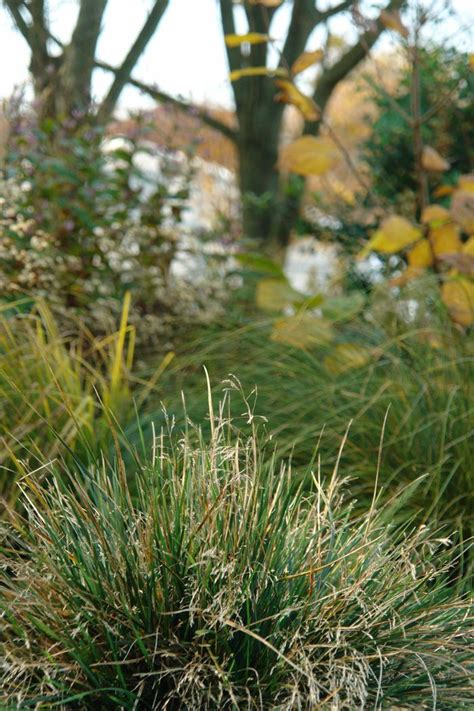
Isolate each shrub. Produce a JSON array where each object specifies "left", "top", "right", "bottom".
[
  {"left": 0, "top": 112, "right": 229, "bottom": 350},
  {"left": 1, "top": 389, "right": 473, "bottom": 709}
]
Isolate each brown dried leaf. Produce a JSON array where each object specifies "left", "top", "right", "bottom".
[{"left": 422, "top": 146, "right": 450, "bottom": 172}]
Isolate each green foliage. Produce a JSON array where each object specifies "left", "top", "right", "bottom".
[
  {"left": 1, "top": 394, "right": 472, "bottom": 709},
  {"left": 363, "top": 46, "right": 474, "bottom": 201}
]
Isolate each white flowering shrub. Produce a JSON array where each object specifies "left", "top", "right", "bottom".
[{"left": 0, "top": 116, "right": 230, "bottom": 349}]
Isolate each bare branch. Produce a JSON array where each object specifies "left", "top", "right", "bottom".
[
  {"left": 95, "top": 59, "right": 238, "bottom": 142},
  {"left": 281, "top": 0, "right": 319, "bottom": 70},
  {"left": 97, "top": 0, "right": 170, "bottom": 123},
  {"left": 3, "top": 0, "right": 32, "bottom": 48},
  {"left": 318, "top": 0, "right": 354, "bottom": 22},
  {"left": 219, "top": 0, "right": 241, "bottom": 74},
  {"left": 410, "top": 14, "right": 429, "bottom": 216},
  {"left": 312, "top": 0, "right": 406, "bottom": 113}
]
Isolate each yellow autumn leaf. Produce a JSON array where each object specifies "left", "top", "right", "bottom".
[
  {"left": 380, "top": 9, "right": 409, "bottom": 38},
  {"left": 407, "top": 238, "right": 433, "bottom": 268},
  {"left": 230, "top": 67, "right": 287, "bottom": 82},
  {"left": 274, "top": 79, "right": 320, "bottom": 121},
  {"left": 225, "top": 33, "right": 269, "bottom": 48},
  {"left": 433, "top": 184, "right": 454, "bottom": 199},
  {"left": 470, "top": 53, "right": 474, "bottom": 71},
  {"left": 429, "top": 223, "right": 461, "bottom": 257},
  {"left": 291, "top": 49, "right": 324, "bottom": 75},
  {"left": 421, "top": 146, "right": 450, "bottom": 172},
  {"left": 458, "top": 174, "right": 474, "bottom": 194},
  {"left": 358, "top": 215, "right": 422, "bottom": 259},
  {"left": 324, "top": 343, "right": 372, "bottom": 374},
  {"left": 463, "top": 236, "right": 474, "bottom": 256},
  {"left": 278, "top": 135, "right": 337, "bottom": 176},
  {"left": 271, "top": 314, "right": 334, "bottom": 349},
  {"left": 421, "top": 204, "right": 450, "bottom": 226},
  {"left": 441, "top": 278, "right": 474, "bottom": 327},
  {"left": 256, "top": 278, "right": 301, "bottom": 311}
]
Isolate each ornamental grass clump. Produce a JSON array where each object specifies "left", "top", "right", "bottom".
[
  {"left": 0, "top": 297, "right": 172, "bottom": 510},
  {"left": 1, "top": 386, "right": 473, "bottom": 709}
]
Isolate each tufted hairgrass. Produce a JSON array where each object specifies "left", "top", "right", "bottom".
[{"left": 1, "top": 384, "right": 472, "bottom": 709}]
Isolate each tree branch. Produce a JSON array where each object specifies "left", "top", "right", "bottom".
[
  {"left": 219, "top": 0, "right": 245, "bottom": 108},
  {"left": 28, "top": 0, "right": 48, "bottom": 58},
  {"left": 95, "top": 59, "right": 238, "bottom": 142},
  {"left": 281, "top": 0, "right": 319, "bottom": 69},
  {"left": 97, "top": 0, "right": 170, "bottom": 123},
  {"left": 3, "top": 0, "right": 32, "bottom": 48},
  {"left": 317, "top": 0, "right": 353, "bottom": 22},
  {"left": 219, "top": 0, "right": 241, "bottom": 73},
  {"left": 312, "top": 0, "right": 406, "bottom": 114},
  {"left": 58, "top": 0, "right": 108, "bottom": 112}
]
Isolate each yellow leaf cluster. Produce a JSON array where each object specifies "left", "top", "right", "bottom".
[
  {"left": 275, "top": 80, "right": 320, "bottom": 121},
  {"left": 278, "top": 136, "right": 337, "bottom": 176}
]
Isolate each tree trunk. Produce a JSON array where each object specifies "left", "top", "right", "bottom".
[
  {"left": 238, "top": 133, "right": 281, "bottom": 243},
  {"left": 56, "top": 0, "right": 108, "bottom": 118},
  {"left": 236, "top": 74, "right": 288, "bottom": 245}
]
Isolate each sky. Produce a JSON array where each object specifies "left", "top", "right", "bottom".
[{"left": 0, "top": 0, "right": 472, "bottom": 113}]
